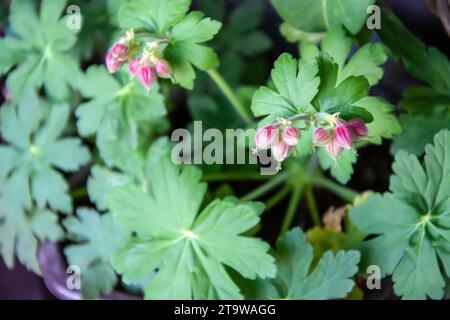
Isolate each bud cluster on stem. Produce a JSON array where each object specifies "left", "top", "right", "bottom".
[
  {"left": 254, "top": 121, "right": 301, "bottom": 164},
  {"left": 254, "top": 112, "right": 369, "bottom": 167},
  {"left": 105, "top": 29, "right": 173, "bottom": 91}
]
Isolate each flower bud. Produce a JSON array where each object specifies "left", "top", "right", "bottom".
[
  {"left": 106, "top": 43, "right": 128, "bottom": 73},
  {"left": 282, "top": 127, "right": 300, "bottom": 146},
  {"left": 155, "top": 59, "right": 172, "bottom": 79},
  {"left": 137, "top": 64, "right": 156, "bottom": 91},
  {"left": 272, "top": 141, "right": 290, "bottom": 162},
  {"left": 129, "top": 59, "right": 140, "bottom": 76},
  {"left": 255, "top": 125, "right": 279, "bottom": 150},
  {"left": 325, "top": 141, "right": 343, "bottom": 160},
  {"left": 313, "top": 128, "right": 331, "bottom": 146},
  {"left": 129, "top": 60, "right": 156, "bottom": 91},
  {"left": 334, "top": 123, "right": 353, "bottom": 149},
  {"left": 347, "top": 119, "right": 368, "bottom": 140}
]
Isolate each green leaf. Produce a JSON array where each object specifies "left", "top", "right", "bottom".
[
  {"left": 107, "top": 159, "right": 275, "bottom": 299},
  {"left": 87, "top": 166, "right": 134, "bottom": 212},
  {"left": 118, "top": 1, "right": 222, "bottom": 90},
  {"left": 318, "top": 148, "right": 357, "bottom": 184},
  {"left": 251, "top": 53, "right": 320, "bottom": 123},
  {"left": 340, "top": 43, "right": 387, "bottom": 86},
  {"left": 76, "top": 66, "right": 165, "bottom": 170},
  {"left": 165, "top": 11, "right": 222, "bottom": 89},
  {"left": 118, "top": 0, "right": 191, "bottom": 33},
  {"left": 391, "top": 114, "right": 450, "bottom": 156},
  {"left": 271, "top": 0, "right": 374, "bottom": 34},
  {"left": 391, "top": 86, "right": 450, "bottom": 156},
  {"left": 3, "top": 0, "right": 80, "bottom": 101},
  {"left": 209, "top": 1, "right": 272, "bottom": 58},
  {"left": 171, "top": 11, "right": 222, "bottom": 43},
  {"left": 0, "top": 91, "right": 90, "bottom": 214},
  {"left": 42, "top": 138, "right": 91, "bottom": 172},
  {"left": 64, "top": 208, "right": 128, "bottom": 299},
  {"left": 351, "top": 130, "right": 450, "bottom": 299},
  {"left": 31, "top": 164, "right": 72, "bottom": 214},
  {"left": 377, "top": 7, "right": 450, "bottom": 96},
  {"left": 0, "top": 198, "right": 63, "bottom": 274},
  {"left": 354, "top": 97, "right": 401, "bottom": 145},
  {"left": 313, "top": 53, "right": 372, "bottom": 122},
  {"left": 305, "top": 25, "right": 387, "bottom": 86},
  {"left": 249, "top": 228, "right": 360, "bottom": 299}
]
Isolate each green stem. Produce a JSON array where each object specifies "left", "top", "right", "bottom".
[
  {"left": 310, "top": 176, "right": 358, "bottom": 202},
  {"left": 280, "top": 183, "right": 304, "bottom": 235},
  {"left": 202, "top": 171, "right": 271, "bottom": 182},
  {"left": 207, "top": 69, "right": 253, "bottom": 126},
  {"left": 305, "top": 186, "right": 321, "bottom": 226},
  {"left": 240, "top": 171, "right": 291, "bottom": 202},
  {"left": 265, "top": 184, "right": 292, "bottom": 210},
  {"left": 70, "top": 187, "right": 87, "bottom": 200}
]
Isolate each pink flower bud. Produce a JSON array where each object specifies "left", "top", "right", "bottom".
[
  {"left": 313, "top": 128, "right": 331, "bottom": 146},
  {"left": 255, "top": 125, "right": 279, "bottom": 150},
  {"left": 129, "top": 60, "right": 156, "bottom": 91},
  {"left": 272, "top": 141, "right": 290, "bottom": 162},
  {"left": 334, "top": 124, "right": 353, "bottom": 149},
  {"left": 155, "top": 59, "right": 172, "bottom": 79},
  {"left": 137, "top": 64, "right": 156, "bottom": 91},
  {"left": 106, "top": 43, "right": 128, "bottom": 73},
  {"left": 282, "top": 127, "right": 300, "bottom": 146},
  {"left": 325, "top": 141, "right": 343, "bottom": 160},
  {"left": 129, "top": 59, "right": 140, "bottom": 76},
  {"left": 348, "top": 119, "right": 368, "bottom": 140}
]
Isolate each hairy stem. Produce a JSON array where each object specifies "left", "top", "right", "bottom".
[
  {"left": 266, "top": 184, "right": 292, "bottom": 210},
  {"left": 310, "top": 176, "right": 358, "bottom": 202},
  {"left": 240, "top": 171, "right": 291, "bottom": 202},
  {"left": 305, "top": 186, "right": 321, "bottom": 226},
  {"left": 207, "top": 69, "right": 253, "bottom": 126},
  {"left": 280, "top": 183, "right": 304, "bottom": 235}
]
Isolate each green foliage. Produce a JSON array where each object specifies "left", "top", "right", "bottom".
[
  {"left": 87, "top": 137, "right": 173, "bottom": 212},
  {"left": 0, "top": 199, "right": 63, "bottom": 274},
  {"left": 318, "top": 149, "right": 357, "bottom": 185},
  {"left": 351, "top": 130, "right": 450, "bottom": 299},
  {"left": 76, "top": 66, "right": 166, "bottom": 173},
  {"left": 0, "top": 0, "right": 81, "bottom": 101},
  {"left": 391, "top": 86, "right": 450, "bottom": 156},
  {"left": 202, "top": 0, "right": 272, "bottom": 59},
  {"left": 271, "top": 0, "right": 375, "bottom": 35},
  {"left": 107, "top": 158, "right": 276, "bottom": 299},
  {"left": 0, "top": 91, "right": 90, "bottom": 213},
  {"left": 118, "top": 0, "right": 222, "bottom": 89},
  {"left": 70, "top": 0, "right": 123, "bottom": 61},
  {"left": 251, "top": 53, "right": 320, "bottom": 125},
  {"left": 64, "top": 208, "right": 128, "bottom": 299},
  {"left": 301, "top": 26, "right": 388, "bottom": 86},
  {"left": 354, "top": 97, "right": 401, "bottom": 145},
  {"left": 243, "top": 228, "right": 360, "bottom": 299},
  {"left": 312, "top": 53, "right": 372, "bottom": 123},
  {"left": 377, "top": 8, "right": 450, "bottom": 156}
]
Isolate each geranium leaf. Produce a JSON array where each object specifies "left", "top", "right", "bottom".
[
  {"left": 64, "top": 208, "right": 128, "bottom": 299},
  {"left": 351, "top": 130, "right": 450, "bottom": 299},
  {"left": 107, "top": 159, "right": 276, "bottom": 299}
]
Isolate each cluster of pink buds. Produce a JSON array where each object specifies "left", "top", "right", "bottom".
[
  {"left": 106, "top": 31, "right": 134, "bottom": 74},
  {"left": 128, "top": 54, "right": 171, "bottom": 91},
  {"left": 105, "top": 31, "right": 172, "bottom": 91},
  {"left": 254, "top": 124, "right": 301, "bottom": 163},
  {"left": 313, "top": 119, "right": 368, "bottom": 160}
]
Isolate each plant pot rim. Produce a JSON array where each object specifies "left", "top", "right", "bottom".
[{"left": 38, "top": 242, "right": 140, "bottom": 300}]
